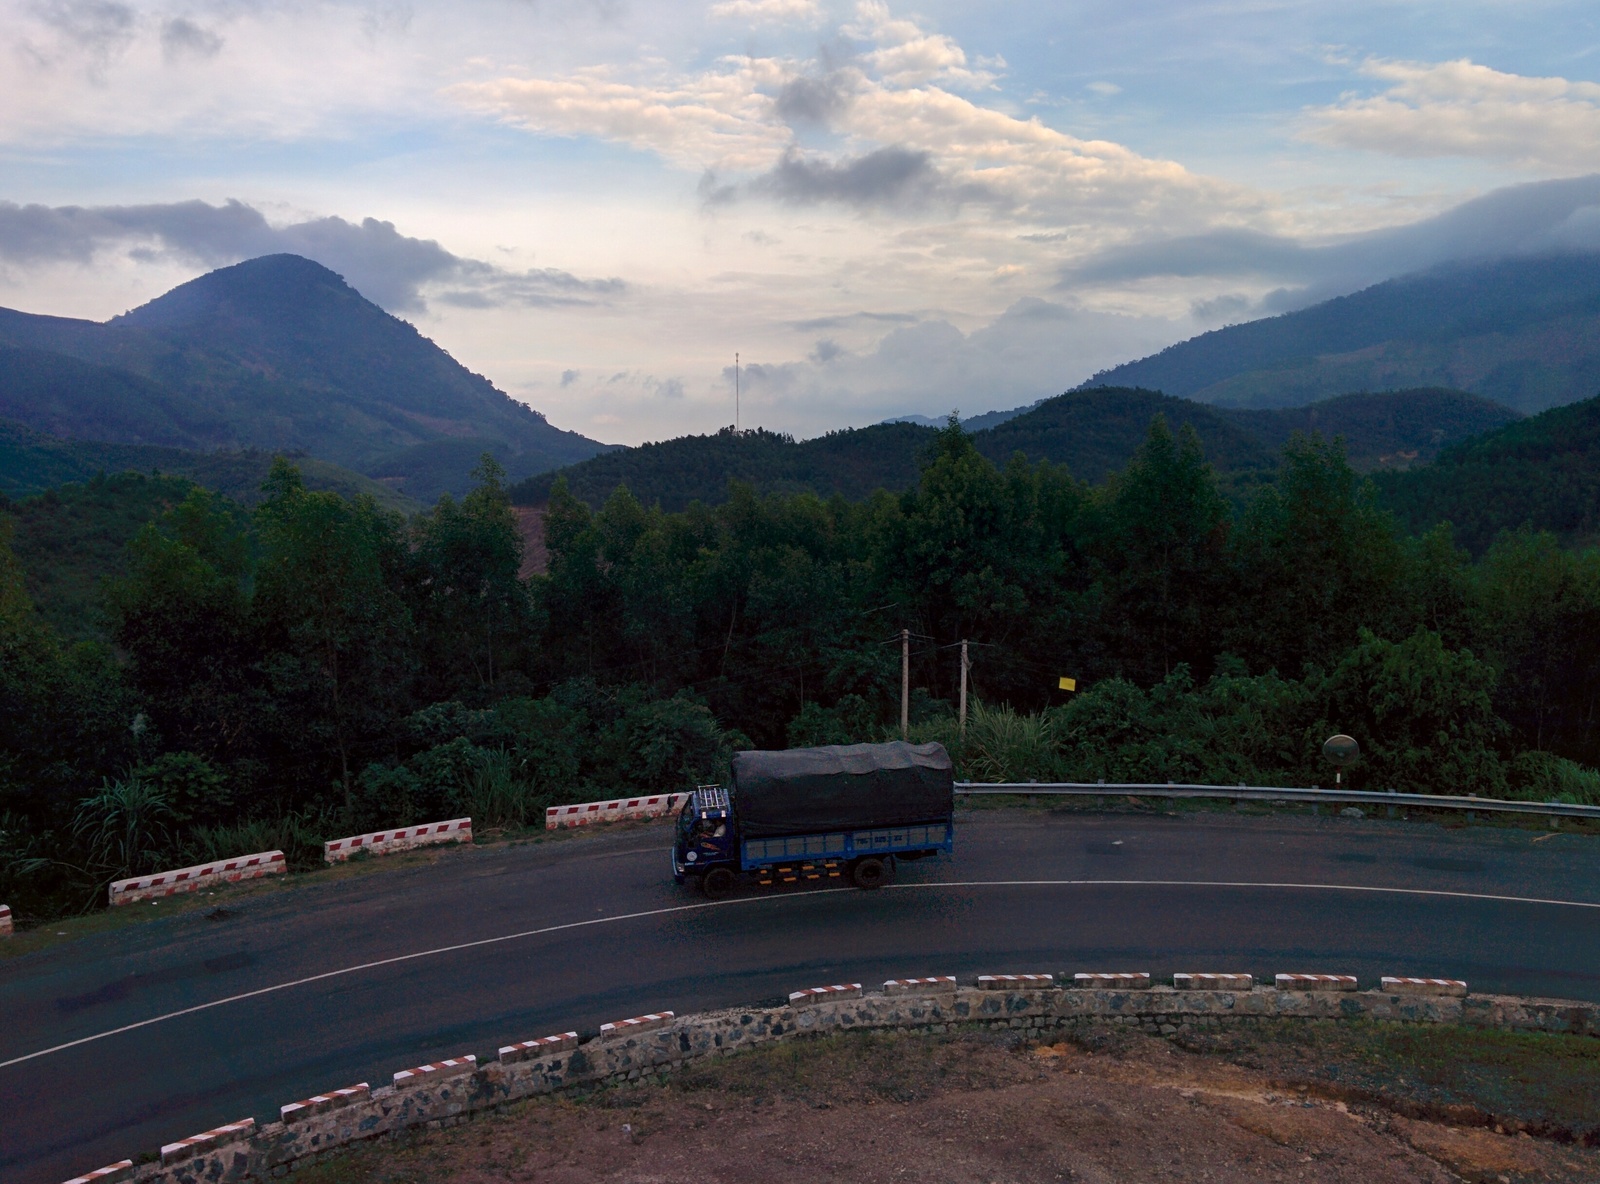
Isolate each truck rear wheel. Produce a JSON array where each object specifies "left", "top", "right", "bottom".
[
  {"left": 851, "top": 857, "right": 887, "bottom": 890},
  {"left": 701, "top": 867, "right": 735, "bottom": 899}
]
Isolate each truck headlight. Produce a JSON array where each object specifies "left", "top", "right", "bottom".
[{"left": 686, "top": 851, "right": 698, "bottom": 862}]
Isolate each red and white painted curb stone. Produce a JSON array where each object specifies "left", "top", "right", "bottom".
[
  {"left": 600, "top": 1012, "right": 675, "bottom": 1036},
  {"left": 392, "top": 1056, "right": 477, "bottom": 1088},
  {"left": 280, "top": 1084, "right": 370, "bottom": 1123},
  {"left": 108, "top": 852, "right": 284, "bottom": 906},
  {"left": 546, "top": 793, "right": 691, "bottom": 830},
  {"left": 500, "top": 1033, "right": 579, "bottom": 1064},
  {"left": 1073, "top": 973, "right": 1152, "bottom": 989},
  {"left": 789, "top": 984, "right": 863, "bottom": 1006},
  {"left": 160, "top": 1118, "right": 256, "bottom": 1166},
  {"left": 978, "top": 974, "right": 1054, "bottom": 990},
  {"left": 1382, "top": 976, "right": 1469, "bottom": 998},
  {"left": 323, "top": 818, "right": 472, "bottom": 863},
  {"left": 0, "top": 903, "right": 12, "bottom": 937},
  {"left": 1276, "top": 974, "right": 1359, "bottom": 991},
  {"left": 60, "top": 1161, "right": 134, "bottom": 1183},
  {"left": 1174, "top": 973, "right": 1254, "bottom": 990},
  {"left": 884, "top": 977, "right": 957, "bottom": 994}
]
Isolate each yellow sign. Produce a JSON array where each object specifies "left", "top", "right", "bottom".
[{"left": 1058, "top": 677, "right": 1077, "bottom": 692}]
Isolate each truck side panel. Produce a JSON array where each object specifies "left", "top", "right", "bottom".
[{"left": 740, "top": 821, "right": 952, "bottom": 870}]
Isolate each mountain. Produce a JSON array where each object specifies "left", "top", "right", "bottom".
[
  {"left": 1081, "top": 253, "right": 1600, "bottom": 413},
  {"left": 0, "top": 255, "right": 611, "bottom": 499},
  {"left": 1373, "top": 395, "right": 1600, "bottom": 553},
  {"left": 883, "top": 400, "right": 1042, "bottom": 432},
  {"left": 514, "top": 386, "right": 1504, "bottom": 511}
]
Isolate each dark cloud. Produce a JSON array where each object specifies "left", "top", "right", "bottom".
[
  {"left": 790, "top": 310, "right": 918, "bottom": 331},
  {"left": 34, "top": 0, "right": 136, "bottom": 66},
  {"left": 755, "top": 146, "right": 942, "bottom": 207},
  {"left": 160, "top": 16, "right": 223, "bottom": 61},
  {"left": 1062, "top": 174, "right": 1600, "bottom": 310},
  {"left": 0, "top": 198, "right": 624, "bottom": 313},
  {"left": 560, "top": 368, "right": 580, "bottom": 386},
  {"left": 773, "top": 73, "right": 850, "bottom": 126}
]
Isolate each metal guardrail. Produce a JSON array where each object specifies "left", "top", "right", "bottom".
[{"left": 953, "top": 781, "right": 1600, "bottom": 820}]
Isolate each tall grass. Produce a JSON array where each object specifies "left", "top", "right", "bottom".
[
  {"left": 183, "top": 807, "right": 337, "bottom": 870},
  {"left": 460, "top": 748, "right": 551, "bottom": 830},
  {"left": 905, "top": 700, "right": 1062, "bottom": 784}
]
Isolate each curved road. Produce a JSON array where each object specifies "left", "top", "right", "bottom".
[{"left": 4, "top": 809, "right": 1599, "bottom": 1183}]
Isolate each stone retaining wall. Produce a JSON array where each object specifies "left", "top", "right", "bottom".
[{"left": 88, "top": 981, "right": 1600, "bottom": 1184}]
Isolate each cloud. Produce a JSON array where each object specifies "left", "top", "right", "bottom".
[
  {"left": 159, "top": 16, "right": 222, "bottom": 62},
  {"left": 0, "top": 198, "right": 626, "bottom": 313},
  {"left": 1061, "top": 173, "right": 1600, "bottom": 308},
  {"left": 1303, "top": 58, "right": 1600, "bottom": 173},
  {"left": 743, "top": 145, "right": 987, "bottom": 209},
  {"left": 708, "top": 0, "right": 820, "bottom": 22},
  {"left": 729, "top": 296, "right": 1176, "bottom": 429},
  {"left": 27, "top": 0, "right": 137, "bottom": 72}
]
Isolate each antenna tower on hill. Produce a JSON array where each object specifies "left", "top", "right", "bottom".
[{"left": 735, "top": 352, "right": 740, "bottom": 433}]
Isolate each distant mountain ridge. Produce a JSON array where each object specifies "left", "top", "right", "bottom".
[
  {"left": 1081, "top": 253, "right": 1600, "bottom": 413},
  {"left": 514, "top": 386, "right": 1517, "bottom": 511},
  {"left": 0, "top": 255, "right": 611, "bottom": 499}
]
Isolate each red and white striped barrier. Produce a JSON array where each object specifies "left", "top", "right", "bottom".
[
  {"left": 280, "top": 1083, "right": 369, "bottom": 1123},
  {"left": 599, "top": 1012, "right": 675, "bottom": 1036},
  {"left": 546, "top": 792, "right": 691, "bottom": 830},
  {"left": 108, "top": 852, "right": 284, "bottom": 906},
  {"left": 392, "top": 1056, "right": 476, "bottom": 1088},
  {"left": 883, "top": 976, "right": 957, "bottom": 994},
  {"left": 500, "top": 1032, "right": 579, "bottom": 1064},
  {"left": 978, "top": 974, "right": 1054, "bottom": 990},
  {"left": 1382, "top": 976, "right": 1468, "bottom": 998},
  {"left": 789, "top": 984, "right": 863, "bottom": 1006},
  {"left": 323, "top": 818, "right": 472, "bottom": 863},
  {"left": 160, "top": 1118, "right": 255, "bottom": 1166},
  {"left": 61, "top": 1161, "right": 133, "bottom": 1184},
  {"left": 0, "top": 903, "right": 12, "bottom": 937},
  {"left": 1277, "top": 973, "right": 1358, "bottom": 992},
  {"left": 1175, "top": 973, "right": 1253, "bottom": 990},
  {"left": 1074, "top": 972, "right": 1152, "bottom": 989}
]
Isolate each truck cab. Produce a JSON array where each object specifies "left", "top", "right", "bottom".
[{"left": 673, "top": 786, "right": 734, "bottom": 886}]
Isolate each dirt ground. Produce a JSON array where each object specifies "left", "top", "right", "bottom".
[{"left": 297, "top": 1022, "right": 1600, "bottom": 1184}]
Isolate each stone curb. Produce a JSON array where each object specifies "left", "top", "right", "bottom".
[
  {"left": 0, "top": 903, "right": 11, "bottom": 937},
  {"left": 1276, "top": 974, "right": 1358, "bottom": 991},
  {"left": 392, "top": 1057, "right": 476, "bottom": 1088},
  {"left": 1382, "top": 976, "right": 1469, "bottom": 998},
  {"left": 279, "top": 1085, "right": 369, "bottom": 1124},
  {"left": 1174, "top": 973, "right": 1253, "bottom": 990},
  {"left": 545, "top": 794, "right": 691, "bottom": 830},
  {"left": 77, "top": 975, "right": 1600, "bottom": 1184},
  {"left": 159, "top": 1118, "right": 255, "bottom": 1166}
]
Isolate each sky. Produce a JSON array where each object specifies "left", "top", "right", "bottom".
[{"left": 2, "top": 1, "right": 1600, "bottom": 444}]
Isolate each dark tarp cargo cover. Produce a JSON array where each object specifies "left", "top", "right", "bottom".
[{"left": 730, "top": 741, "right": 953, "bottom": 838}]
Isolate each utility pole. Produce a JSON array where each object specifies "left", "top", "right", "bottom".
[
  {"left": 900, "top": 627, "right": 910, "bottom": 740},
  {"left": 958, "top": 638, "right": 969, "bottom": 738},
  {"left": 735, "top": 352, "right": 740, "bottom": 433}
]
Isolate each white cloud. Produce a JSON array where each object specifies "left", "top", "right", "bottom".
[
  {"left": 1303, "top": 58, "right": 1600, "bottom": 173},
  {"left": 707, "top": 0, "right": 819, "bottom": 23}
]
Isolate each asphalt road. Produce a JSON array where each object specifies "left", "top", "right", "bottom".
[{"left": 4, "top": 808, "right": 1599, "bottom": 1183}]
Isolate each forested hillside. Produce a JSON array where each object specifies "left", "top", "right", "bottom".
[
  {"left": 0, "top": 255, "right": 609, "bottom": 499},
  {"left": 514, "top": 387, "right": 1518, "bottom": 509},
  {"left": 1082, "top": 253, "right": 1600, "bottom": 413},
  {"left": 1375, "top": 395, "right": 1600, "bottom": 552},
  {"left": 5, "top": 421, "right": 1598, "bottom": 925}
]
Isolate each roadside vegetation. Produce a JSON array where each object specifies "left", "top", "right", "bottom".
[{"left": 4, "top": 417, "right": 1600, "bottom": 921}]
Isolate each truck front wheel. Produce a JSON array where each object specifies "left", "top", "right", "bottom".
[
  {"left": 851, "top": 857, "right": 887, "bottom": 890},
  {"left": 701, "top": 867, "right": 736, "bottom": 899}
]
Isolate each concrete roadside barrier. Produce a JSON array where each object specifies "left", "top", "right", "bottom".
[
  {"left": 280, "top": 1084, "right": 369, "bottom": 1124},
  {"left": 1174, "top": 973, "right": 1253, "bottom": 990},
  {"left": 160, "top": 1118, "right": 255, "bottom": 1166},
  {"left": 1277, "top": 973, "right": 1358, "bottom": 991},
  {"left": 1073, "top": 972, "right": 1151, "bottom": 989},
  {"left": 978, "top": 974, "right": 1054, "bottom": 990},
  {"left": 323, "top": 818, "right": 472, "bottom": 863},
  {"left": 500, "top": 1032, "right": 579, "bottom": 1064},
  {"left": 600, "top": 1012, "right": 675, "bottom": 1036},
  {"left": 884, "top": 976, "right": 957, "bottom": 994},
  {"left": 789, "top": 984, "right": 863, "bottom": 1006},
  {"left": 1383, "top": 976, "right": 1469, "bottom": 998},
  {"left": 108, "top": 852, "right": 284, "bottom": 906},
  {"left": 546, "top": 792, "right": 691, "bottom": 830},
  {"left": 61, "top": 1161, "right": 133, "bottom": 1183},
  {"left": 392, "top": 1057, "right": 476, "bottom": 1088},
  {"left": 0, "top": 903, "right": 11, "bottom": 937}
]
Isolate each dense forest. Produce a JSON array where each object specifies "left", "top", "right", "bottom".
[{"left": 4, "top": 417, "right": 1599, "bottom": 922}]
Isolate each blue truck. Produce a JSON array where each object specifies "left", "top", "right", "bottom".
[{"left": 672, "top": 741, "right": 955, "bottom": 897}]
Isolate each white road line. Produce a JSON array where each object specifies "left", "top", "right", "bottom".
[{"left": 4, "top": 877, "right": 1597, "bottom": 1070}]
